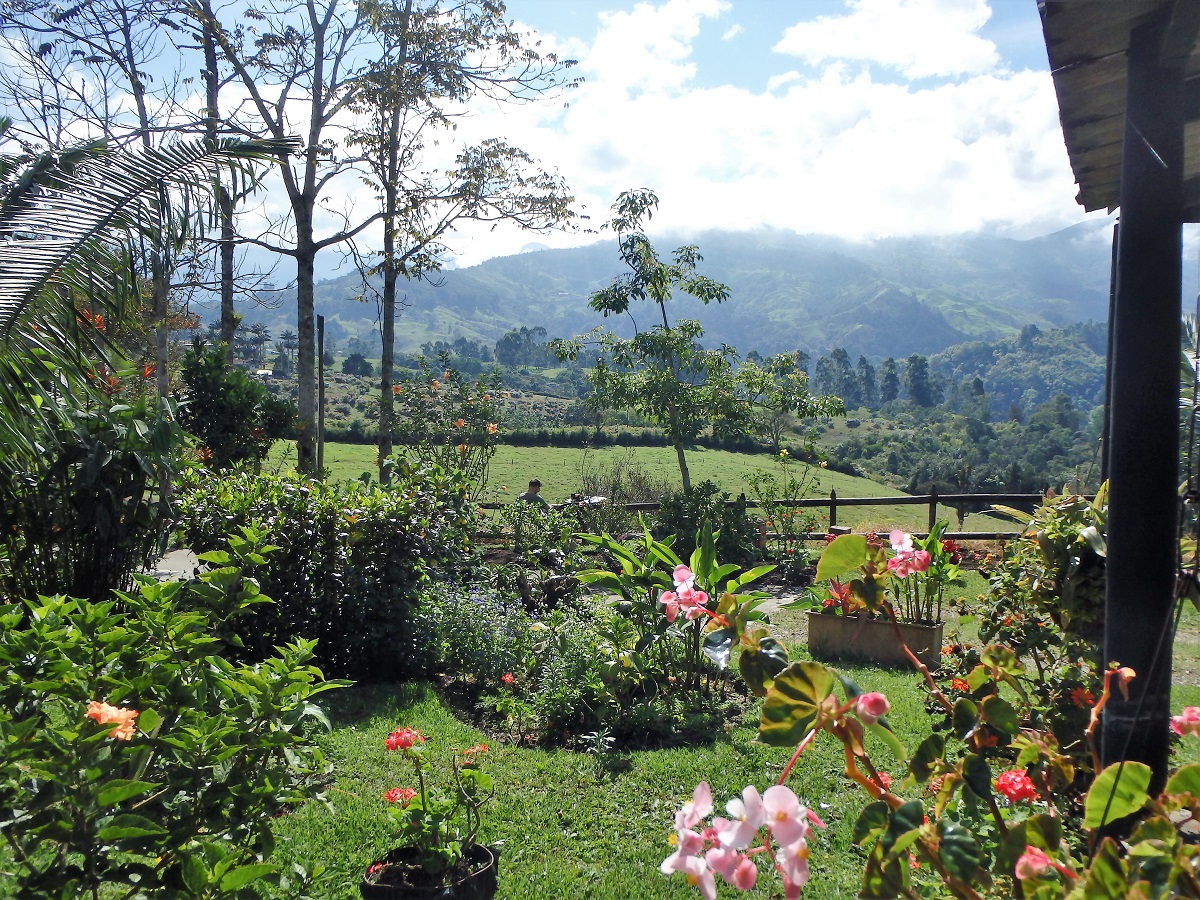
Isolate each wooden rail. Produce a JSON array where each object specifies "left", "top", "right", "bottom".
[{"left": 480, "top": 490, "right": 1061, "bottom": 541}]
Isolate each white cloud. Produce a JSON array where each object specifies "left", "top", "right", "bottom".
[
  {"left": 773, "top": 0, "right": 1000, "bottom": 80},
  {"left": 302, "top": 0, "right": 1096, "bottom": 270},
  {"left": 721, "top": 23, "right": 743, "bottom": 40}
]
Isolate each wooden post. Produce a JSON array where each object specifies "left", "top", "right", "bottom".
[
  {"left": 829, "top": 489, "right": 837, "bottom": 528},
  {"left": 928, "top": 484, "right": 938, "bottom": 532},
  {"left": 1102, "top": 12, "right": 1184, "bottom": 794}
]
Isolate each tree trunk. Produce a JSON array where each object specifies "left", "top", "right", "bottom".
[
  {"left": 295, "top": 223, "right": 318, "bottom": 476},
  {"left": 674, "top": 439, "right": 691, "bottom": 493}
]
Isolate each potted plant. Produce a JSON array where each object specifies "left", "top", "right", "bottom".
[
  {"left": 794, "top": 524, "right": 964, "bottom": 669},
  {"left": 360, "top": 726, "right": 498, "bottom": 899}
]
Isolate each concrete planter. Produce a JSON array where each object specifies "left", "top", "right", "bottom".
[{"left": 807, "top": 612, "right": 943, "bottom": 671}]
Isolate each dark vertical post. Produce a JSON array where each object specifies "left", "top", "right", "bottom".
[
  {"left": 1101, "top": 223, "right": 1119, "bottom": 483},
  {"left": 928, "top": 484, "right": 938, "bottom": 533},
  {"left": 829, "top": 490, "right": 837, "bottom": 528},
  {"left": 1102, "top": 14, "right": 1183, "bottom": 793},
  {"left": 317, "top": 315, "right": 326, "bottom": 477}
]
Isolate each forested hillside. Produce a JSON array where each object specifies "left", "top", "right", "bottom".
[{"left": 229, "top": 221, "right": 1124, "bottom": 361}]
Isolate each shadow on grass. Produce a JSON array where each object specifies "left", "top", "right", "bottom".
[{"left": 323, "top": 681, "right": 437, "bottom": 727}]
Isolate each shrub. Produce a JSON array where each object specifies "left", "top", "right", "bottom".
[
  {"left": 653, "top": 480, "right": 759, "bottom": 566},
  {"left": 176, "top": 461, "right": 474, "bottom": 679},
  {"left": 415, "top": 584, "right": 534, "bottom": 683},
  {"left": 0, "top": 393, "right": 185, "bottom": 602},
  {"left": 177, "top": 338, "right": 296, "bottom": 471},
  {"left": 0, "top": 530, "right": 338, "bottom": 898}
]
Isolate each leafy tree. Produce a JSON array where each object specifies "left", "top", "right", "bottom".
[
  {"left": 904, "top": 353, "right": 940, "bottom": 407},
  {"left": 178, "top": 339, "right": 296, "bottom": 470},
  {"left": 829, "top": 347, "right": 859, "bottom": 407},
  {"left": 348, "top": 0, "right": 578, "bottom": 482},
  {"left": 552, "top": 190, "right": 734, "bottom": 491},
  {"left": 740, "top": 353, "right": 843, "bottom": 452},
  {"left": 857, "top": 355, "right": 877, "bottom": 406},
  {"left": 342, "top": 353, "right": 374, "bottom": 377},
  {"left": 879, "top": 356, "right": 901, "bottom": 403},
  {"left": 495, "top": 326, "right": 555, "bottom": 367}
]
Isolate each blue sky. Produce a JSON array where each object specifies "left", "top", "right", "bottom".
[{"left": 437, "top": 0, "right": 1112, "bottom": 267}]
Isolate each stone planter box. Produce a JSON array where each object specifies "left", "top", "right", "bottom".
[{"left": 807, "top": 612, "right": 943, "bottom": 671}]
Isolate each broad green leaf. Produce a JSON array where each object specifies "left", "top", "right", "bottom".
[
  {"left": 181, "top": 853, "right": 210, "bottom": 893},
  {"left": 979, "top": 695, "right": 1019, "bottom": 735},
  {"left": 852, "top": 800, "right": 891, "bottom": 845},
  {"left": 738, "top": 633, "right": 789, "bottom": 697},
  {"left": 937, "top": 819, "right": 981, "bottom": 882},
  {"left": 219, "top": 864, "right": 277, "bottom": 891},
  {"left": 952, "top": 697, "right": 979, "bottom": 739},
  {"left": 1081, "top": 837, "right": 1129, "bottom": 899},
  {"left": 1165, "top": 763, "right": 1200, "bottom": 798},
  {"left": 728, "top": 564, "right": 775, "bottom": 591},
  {"left": 815, "top": 534, "right": 867, "bottom": 581},
  {"left": 96, "top": 780, "right": 158, "bottom": 807},
  {"left": 908, "top": 733, "right": 946, "bottom": 783},
  {"left": 881, "top": 800, "right": 924, "bottom": 856},
  {"left": 136, "top": 708, "right": 162, "bottom": 735},
  {"left": 980, "top": 645, "right": 1023, "bottom": 676},
  {"left": 960, "top": 753, "right": 992, "bottom": 800},
  {"left": 96, "top": 813, "right": 167, "bottom": 840},
  {"left": 867, "top": 722, "right": 908, "bottom": 764},
  {"left": 860, "top": 841, "right": 907, "bottom": 898},
  {"left": 758, "top": 661, "right": 835, "bottom": 747},
  {"left": 1084, "top": 762, "right": 1152, "bottom": 828}
]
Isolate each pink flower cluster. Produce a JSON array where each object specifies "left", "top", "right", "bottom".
[
  {"left": 660, "top": 565, "right": 710, "bottom": 624},
  {"left": 661, "top": 782, "right": 825, "bottom": 900},
  {"left": 994, "top": 769, "right": 1039, "bottom": 804},
  {"left": 384, "top": 786, "right": 418, "bottom": 806},
  {"left": 886, "top": 531, "right": 931, "bottom": 578},
  {"left": 1171, "top": 706, "right": 1200, "bottom": 736},
  {"left": 854, "top": 692, "right": 890, "bottom": 726}
]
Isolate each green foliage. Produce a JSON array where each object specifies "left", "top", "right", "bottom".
[
  {"left": 0, "top": 390, "right": 186, "bottom": 601},
  {"left": 415, "top": 584, "right": 534, "bottom": 684},
  {"left": 388, "top": 355, "right": 502, "bottom": 500},
  {"left": 653, "top": 480, "right": 760, "bottom": 567},
  {"left": 176, "top": 463, "right": 474, "bottom": 679},
  {"left": 746, "top": 449, "right": 822, "bottom": 584},
  {"left": 178, "top": 338, "right": 296, "bottom": 471},
  {"left": 341, "top": 352, "right": 373, "bottom": 377},
  {"left": 0, "top": 530, "right": 340, "bottom": 898}
]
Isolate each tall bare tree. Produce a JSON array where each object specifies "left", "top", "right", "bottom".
[{"left": 350, "top": 0, "right": 579, "bottom": 481}]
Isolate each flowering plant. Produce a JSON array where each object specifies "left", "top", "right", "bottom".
[
  {"left": 794, "top": 522, "right": 962, "bottom": 624},
  {"left": 368, "top": 724, "right": 494, "bottom": 882},
  {"left": 661, "top": 527, "right": 1200, "bottom": 898}
]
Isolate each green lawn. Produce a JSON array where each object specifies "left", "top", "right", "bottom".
[{"left": 268, "top": 441, "right": 1015, "bottom": 535}]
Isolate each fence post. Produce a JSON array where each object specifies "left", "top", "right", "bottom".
[
  {"left": 829, "top": 489, "right": 837, "bottom": 528},
  {"left": 928, "top": 485, "right": 938, "bottom": 532}
]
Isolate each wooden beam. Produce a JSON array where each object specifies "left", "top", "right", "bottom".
[{"left": 1103, "top": 11, "right": 1183, "bottom": 796}]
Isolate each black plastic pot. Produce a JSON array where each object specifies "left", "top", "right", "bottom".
[{"left": 360, "top": 844, "right": 498, "bottom": 900}]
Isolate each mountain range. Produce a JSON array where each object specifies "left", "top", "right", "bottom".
[{"left": 227, "top": 219, "right": 1145, "bottom": 361}]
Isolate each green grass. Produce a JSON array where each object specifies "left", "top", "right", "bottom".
[
  {"left": 268, "top": 441, "right": 1014, "bottom": 535},
  {"left": 269, "top": 593, "right": 1200, "bottom": 900},
  {"left": 269, "top": 663, "right": 940, "bottom": 900}
]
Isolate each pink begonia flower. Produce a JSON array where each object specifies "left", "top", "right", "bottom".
[
  {"left": 1171, "top": 706, "right": 1200, "bottom": 736},
  {"left": 718, "top": 785, "right": 765, "bottom": 849},
  {"left": 855, "top": 692, "right": 890, "bottom": 726},
  {"left": 776, "top": 837, "right": 812, "bottom": 891},
  {"left": 704, "top": 845, "right": 741, "bottom": 882},
  {"left": 762, "top": 785, "right": 813, "bottom": 847},
  {"left": 731, "top": 856, "right": 757, "bottom": 890},
  {"left": 660, "top": 591, "right": 681, "bottom": 623},
  {"left": 887, "top": 549, "right": 931, "bottom": 578},
  {"left": 889, "top": 530, "right": 913, "bottom": 552},
  {"left": 675, "top": 782, "right": 713, "bottom": 831},
  {"left": 660, "top": 852, "right": 716, "bottom": 900},
  {"left": 1014, "top": 845, "right": 1053, "bottom": 880}
]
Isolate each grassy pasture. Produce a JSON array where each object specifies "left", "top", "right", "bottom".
[{"left": 268, "top": 441, "right": 1017, "bottom": 535}]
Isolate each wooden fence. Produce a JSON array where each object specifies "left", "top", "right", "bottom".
[{"left": 481, "top": 489, "right": 1058, "bottom": 541}]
